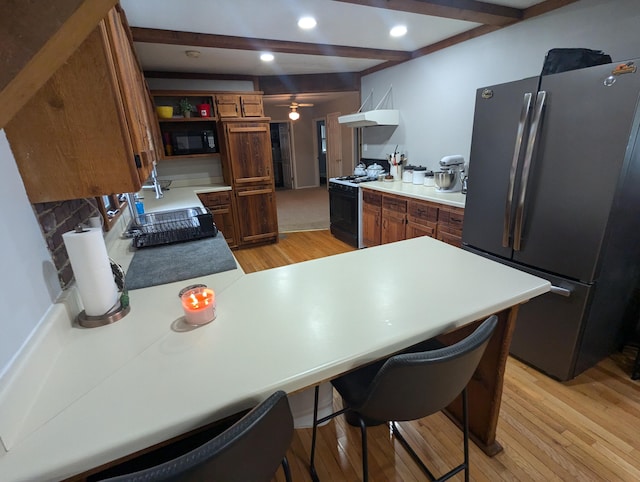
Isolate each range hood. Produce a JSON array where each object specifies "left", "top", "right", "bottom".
[
  {"left": 339, "top": 86, "right": 399, "bottom": 127},
  {"left": 338, "top": 109, "right": 399, "bottom": 127}
]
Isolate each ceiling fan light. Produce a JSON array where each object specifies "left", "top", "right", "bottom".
[
  {"left": 289, "top": 110, "right": 300, "bottom": 121},
  {"left": 298, "top": 16, "right": 317, "bottom": 29}
]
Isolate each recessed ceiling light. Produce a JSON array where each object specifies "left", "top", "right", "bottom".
[
  {"left": 390, "top": 25, "right": 407, "bottom": 37},
  {"left": 185, "top": 50, "right": 201, "bottom": 58},
  {"left": 298, "top": 16, "right": 317, "bottom": 29},
  {"left": 260, "top": 53, "right": 275, "bottom": 62}
]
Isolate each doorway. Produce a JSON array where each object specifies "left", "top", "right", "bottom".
[
  {"left": 270, "top": 122, "right": 293, "bottom": 189},
  {"left": 316, "top": 119, "right": 327, "bottom": 185}
]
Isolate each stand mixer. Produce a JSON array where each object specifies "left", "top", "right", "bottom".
[{"left": 434, "top": 155, "right": 465, "bottom": 192}]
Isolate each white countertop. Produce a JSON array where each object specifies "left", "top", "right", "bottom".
[
  {"left": 362, "top": 180, "right": 466, "bottom": 208},
  {"left": 138, "top": 183, "right": 231, "bottom": 214},
  {"left": 0, "top": 185, "right": 548, "bottom": 481}
]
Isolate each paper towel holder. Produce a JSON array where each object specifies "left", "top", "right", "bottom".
[
  {"left": 77, "top": 258, "right": 130, "bottom": 328},
  {"left": 77, "top": 301, "right": 130, "bottom": 328}
]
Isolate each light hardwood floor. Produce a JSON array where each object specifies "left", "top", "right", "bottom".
[{"left": 235, "top": 231, "right": 640, "bottom": 482}]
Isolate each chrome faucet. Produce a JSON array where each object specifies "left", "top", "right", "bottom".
[
  {"left": 140, "top": 162, "right": 164, "bottom": 199},
  {"left": 150, "top": 162, "right": 163, "bottom": 199}
]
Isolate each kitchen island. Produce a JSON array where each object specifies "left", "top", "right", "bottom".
[{"left": 0, "top": 186, "right": 549, "bottom": 481}]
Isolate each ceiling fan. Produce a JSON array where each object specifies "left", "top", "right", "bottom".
[{"left": 276, "top": 101, "right": 314, "bottom": 120}]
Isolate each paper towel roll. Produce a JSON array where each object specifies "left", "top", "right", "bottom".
[{"left": 62, "top": 228, "right": 118, "bottom": 316}]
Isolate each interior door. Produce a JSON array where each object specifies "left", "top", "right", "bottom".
[
  {"left": 513, "top": 61, "right": 640, "bottom": 282},
  {"left": 326, "top": 112, "right": 343, "bottom": 179},
  {"left": 316, "top": 120, "right": 327, "bottom": 185},
  {"left": 278, "top": 123, "right": 293, "bottom": 189}
]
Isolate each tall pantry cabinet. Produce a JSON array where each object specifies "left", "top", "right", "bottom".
[{"left": 218, "top": 119, "right": 278, "bottom": 246}]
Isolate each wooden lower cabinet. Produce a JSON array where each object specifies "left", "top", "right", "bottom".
[
  {"left": 407, "top": 221, "right": 435, "bottom": 239},
  {"left": 437, "top": 205, "right": 465, "bottom": 247},
  {"left": 235, "top": 185, "right": 278, "bottom": 246},
  {"left": 381, "top": 193, "right": 407, "bottom": 244},
  {"left": 197, "top": 191, "right": 237, "bottom": 249},
  {"left": 362, "top": 190, "right": 382, "bottom": 247},
  {"left": 406, "top": 198, "right": 438, "bottom": 240},
  {"left": 361, "top": 188, "right": 464, "bottom": 248}
]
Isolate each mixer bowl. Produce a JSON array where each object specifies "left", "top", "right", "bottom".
[{"left": 434, "top": 170, "right": 457, "bottom": 190}]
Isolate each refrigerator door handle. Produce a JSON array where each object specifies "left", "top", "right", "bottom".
[
  {"left": 503, "top": 92, "right": 533, "bottom": 247},
  {"left": 513, "top": 91, "right": 547, "bottom": 251},
  {"left": 550, "top": 285, "right": 572, "bottom": 297}
]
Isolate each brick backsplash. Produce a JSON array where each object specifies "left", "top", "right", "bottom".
[{"left": 33, "top": 198, "right": 100, "bottom": 289}]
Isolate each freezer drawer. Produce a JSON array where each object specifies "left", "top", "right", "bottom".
[{"left": 464, "top": 246, "right": 591, "bottom": 381}]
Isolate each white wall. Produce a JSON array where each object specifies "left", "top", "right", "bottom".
[
  {"left": 361, "top": 0, "right": 640, "bottom": 171},
  {"left": 0, "top": 130, "right": 61, "bottom": 377}
]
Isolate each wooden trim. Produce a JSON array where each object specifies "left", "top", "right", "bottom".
[
  {"left": 241, "top": 232, "right": 278, "bottom": 242},
  {"left": 131, "top": 27, "right": 412, "bottom": 62},
  {"left": 524, "top": 0, "right": 579, "bottom": 20},
  {"left": 333, "top": 0, "right": 522, "bottom": 26},
  {"left": 144, "top": 70, "right": 257, "bottom": 82},
  {"left": 360, "top": 24, "right": 500, "bottom": 76},
  {"left": 235, "top": 181, "right": 271, "bottom": 188},
  {"left": 227, "top": 126, "right": 269, "bottom": 133},
  {"left": 257, "top": 72, "right": 361, "bottom": 96}
]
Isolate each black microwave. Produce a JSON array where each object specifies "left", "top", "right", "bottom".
[{"left": 172, "top": 129, "right": 217, "bottom": 155}]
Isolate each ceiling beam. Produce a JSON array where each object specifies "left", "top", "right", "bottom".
[
  {"left": 144, "top": 71, "right": 256, "bottom": 81},
  {"left": 131, "top": 28, "right": 412, "bottom": 62},
  {"left": 332, "top": 0, "right": 522, "bottom": 26},
  {"left": 523, "top": 0, "right": 580, "bottom": 20},
  {"left": 359, "top": 0, "right": 577, "bottom": 76},
  {"left": 258, "top": 73, "right": 361, "bottom": 96}
]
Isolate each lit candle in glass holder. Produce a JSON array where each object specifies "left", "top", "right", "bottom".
[{"left": 180, "top": 286, "right": 216, "bottom": 325}]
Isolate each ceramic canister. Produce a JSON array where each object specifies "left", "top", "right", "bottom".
[{"left": 412, "top": 167, "right": 426, "bottom": 184}]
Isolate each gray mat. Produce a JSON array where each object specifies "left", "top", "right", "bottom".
[{"left": 125, "top": 235, "right": 237, "bottom": 290}]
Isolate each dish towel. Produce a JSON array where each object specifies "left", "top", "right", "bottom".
[{"left": 124, "top": 234, "right": 237, "bottom": 290}]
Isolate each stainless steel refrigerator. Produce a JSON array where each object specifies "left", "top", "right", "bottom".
[{"left": 462, "top": 59, "right": 640, "bottom": 381}]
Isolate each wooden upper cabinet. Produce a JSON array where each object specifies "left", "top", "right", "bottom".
[
  {"left": 215, "top": 93, "right": 264, "bottom": 118},
  {"left": 104, "top": 6, "right": 159, "bottom": 174},
  {"left": 240, "top": 94, "right": 264, "bottom": 117},
  {"left": 216, "top": 94, "right": 241, "bottom": 118},
  {"left": 5, "top": 5, "right": 157, "bottom": 203}
]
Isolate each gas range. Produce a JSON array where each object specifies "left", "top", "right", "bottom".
[{"left": 329, "top": 175, "right": 378, "bottom": 187}]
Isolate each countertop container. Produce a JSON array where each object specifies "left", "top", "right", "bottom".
[
  {"left": 402, "top": 165, "right": 415, "bottom": 183},
  {"left": 412, "top": 166, "right": 427, "bottom": 185},
  {"left": 424, "top": 171, "right": 435, "bottom": 187}
]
